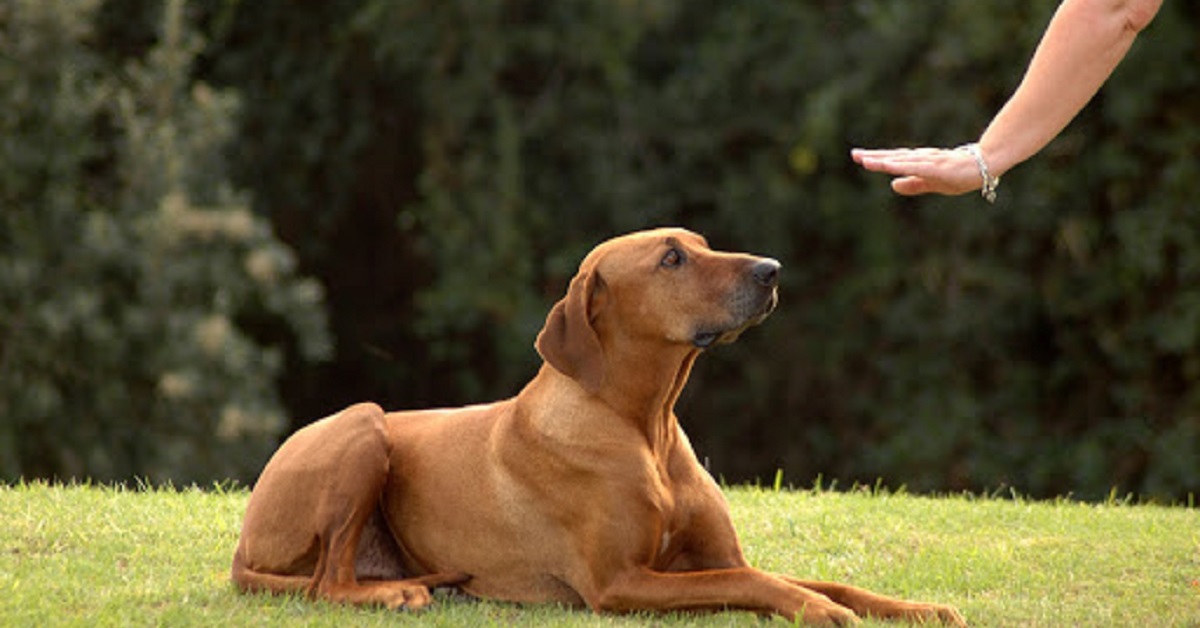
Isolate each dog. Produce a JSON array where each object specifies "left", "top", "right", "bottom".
[{"left": 231, "top": 227, "right": 965, "bottom": 625}]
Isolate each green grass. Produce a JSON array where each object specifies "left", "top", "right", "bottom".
[{"left": 1, "top": 482, "right": 1197, "bottom": 627}]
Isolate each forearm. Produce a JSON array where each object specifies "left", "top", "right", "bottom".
[{"left": 979, "top": 0, "right": 1162, "bottom": 176}]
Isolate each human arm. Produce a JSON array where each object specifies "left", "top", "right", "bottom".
[{"left": 850, "top": 0, "right": 1163, "bottom": 198}]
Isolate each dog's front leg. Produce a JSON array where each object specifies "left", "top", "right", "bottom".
[
  {"left": 591, "top": 565, "right": 860, "bottom": 625},
  {"left": 778, "top": 576, "right": 967, "bottom": 626}
]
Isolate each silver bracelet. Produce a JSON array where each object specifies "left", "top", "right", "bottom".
[{"left": 959, "top": 143, "right": 1000, "bottom": 203}]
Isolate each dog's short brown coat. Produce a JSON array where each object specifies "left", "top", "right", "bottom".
[{"left": 231, "top": 228, "right": 965, "bottom": 625}]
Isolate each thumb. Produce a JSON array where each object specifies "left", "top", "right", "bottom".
[{"left": 891, "top": 176, "right": 931, "bottom": 196}]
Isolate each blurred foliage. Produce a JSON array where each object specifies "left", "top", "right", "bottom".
[
  {"left": 0, "top": 0, "right": 330, "bottom": 484},
  {"left": 3, "top": 0, "right": 1197, "bottom": 500}
]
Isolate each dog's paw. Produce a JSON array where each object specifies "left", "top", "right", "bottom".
[
  {"left": 380, "top": 582, "right": 435, "bottom": 611},
  {"left": 897, "top": 602, "right": 967, "bottom": 626},
  {"left": 802, "top": 602, "right": 861, "bottom": 626}
]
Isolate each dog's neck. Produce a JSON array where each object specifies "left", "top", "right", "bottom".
[
  {"left": 526, "top": 337, "right": 699, "bottom": 459},
  {"left": 594, "top": 338, "right": 699, "bottom": 457}
]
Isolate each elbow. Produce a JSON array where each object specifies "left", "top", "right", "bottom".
[{"left": 1122, "top": 0, "right": 1162, "bottom": 33}]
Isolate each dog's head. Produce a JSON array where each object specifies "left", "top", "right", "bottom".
[{"left": 536, "top": 227, "right": 779, "bottom": 393}]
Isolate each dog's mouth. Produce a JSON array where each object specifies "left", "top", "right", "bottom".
[
  {"left": 691, "top": 330, "right": 723, "bottom": 349},
  {"left": 691, "top": 289, "right": 778, "bottom": 349}
]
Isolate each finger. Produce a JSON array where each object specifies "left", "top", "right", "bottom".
[
  {"left": 853, "top": 147, "right": 945, "bottom": 161},
  {"left": 850, "top": 148, "right": 875, "bottom": 164},
  {"left": 853, "top": 148, "right": 910, "bottom": 163},
  {"left": 858, "top": 155, "right": 933, "bottom": 176}
]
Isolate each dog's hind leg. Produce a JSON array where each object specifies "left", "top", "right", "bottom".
[{"left": 231, "top": 402, "right": 466, "bottom": 609}]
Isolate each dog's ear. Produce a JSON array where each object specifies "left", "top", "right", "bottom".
[{"left": 535, "top": 268, "right": 606, "bottom": 394}]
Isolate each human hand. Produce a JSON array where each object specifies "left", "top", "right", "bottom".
[{"left": 850, "top": 147, "right": 983, "bottom": 197}]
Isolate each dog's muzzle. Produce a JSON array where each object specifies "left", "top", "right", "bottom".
[{"left": 692, "top": 258, "right": 780, "bottom": 348}]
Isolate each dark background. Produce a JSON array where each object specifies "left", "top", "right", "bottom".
[{"left": 3, "top": 0, "right": 1198, "bottom": 501}]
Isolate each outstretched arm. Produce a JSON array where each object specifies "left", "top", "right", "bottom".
[{"left": 851, "top": 0, "right": 1162, "bottom": 198}]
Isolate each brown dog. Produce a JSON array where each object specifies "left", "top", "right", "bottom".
[{"left": 231, "top": 228, "right": 965, "bottom": 625}]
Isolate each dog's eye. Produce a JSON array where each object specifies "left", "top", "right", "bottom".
[{"left": 660, "top": 248, "right": 684, "bottom": 268}]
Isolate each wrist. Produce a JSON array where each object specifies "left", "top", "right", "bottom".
[
  {"left": 976, "top": 139, "right": 1014, "bottom": 179},
  {"left": 958, "top": 143, "right": 1001, "bottom": 204}
]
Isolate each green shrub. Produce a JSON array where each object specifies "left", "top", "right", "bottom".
[{"left": 0, "top": 0, "right": 330, "bottom": 484}]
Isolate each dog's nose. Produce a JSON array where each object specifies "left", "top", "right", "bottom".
[{"left": 751, "top": 259, "right": 781, "bottom": 288}]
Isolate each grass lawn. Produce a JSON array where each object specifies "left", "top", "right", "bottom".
[{"left": 1, "top": 481, "right": 1196, "bottom": 627}]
